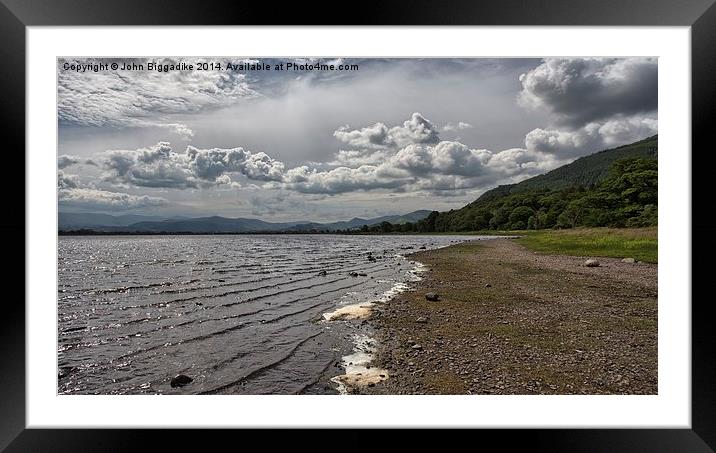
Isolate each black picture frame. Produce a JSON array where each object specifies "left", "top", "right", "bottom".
[{"left": 2, "top": 0, "right": 714, "bottom": 450}]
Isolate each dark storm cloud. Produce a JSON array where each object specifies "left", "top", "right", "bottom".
[{"left": 519, "top": 58, "right": 657, "bottom": 128}]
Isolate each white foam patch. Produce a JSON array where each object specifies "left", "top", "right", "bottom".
[
  {"left": 322, "top": 302, "right": 374, "bottom": 321},
  {"left": 324, "top": 254, "right": 444, "bottom": 393},
  {"left": 331, "top": 334, "right": 389, "bottom": 394}
]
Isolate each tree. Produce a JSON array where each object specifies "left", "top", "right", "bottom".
[
  {"left": 508, "top": 206, "right": 534, "bottom": 229},
  {"left": 527, "top": 216, "right": 536, "bottom": 230},
  {"left": 557, "top": 199, "right": 587, "bottom": 228},
  {"left": 490, "top": 207, "right": 510, "bottom": 229},
  {"left": 419, "top": 211, "right": 439, "bottom": 232},
  {"left": 379, "top": 221, "right": 393, "bottom": 233}
]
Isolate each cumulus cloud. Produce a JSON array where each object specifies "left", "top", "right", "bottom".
[
  {"left": 283, "top": 165, "right": 412, "bottom": 194},
  {"left": 101, "top": 142, "right": 284, "bottom": 189},
  {"left": 333, "top": 123, "right": 391, "bottom": 150},
  {"left": 333, "top": 112, "right": 440, "bottom": 150},
  {"left": 517, "top": 58, "right": 658, "bottom": 156},
  {"left": 157, "top": 123, "right": 195, "bottom": 138},
  {"left": 58, "top": 58, "right": 259, "bottom": 136},
  {"left": 525, "top": 115, "right": 658, "bottom": 157},
  {"left": 59, "top": 188, "right": 168, "bottom": 211},
  {"left": 77, "top": 107, "right": 653, "bottom": 201},
  {"left": 519, "top": 58, "right": 657, "bottom": 127},
  {"left": 58, "top": 169, "right": 168, "bottom": 211},
  {"left": 58, "top": 170, "right": 81, "bottom": 189},
  {"left": 329, "top": 149, "right": 391, "bottom": 167},
  {"left": 280, "top": 114, "right": 562, "bottom": 195},
  {"left": 597, "top": 116, "right": 658, "bottom": 146},
  {"left": 58, "top": 154, "right": 98, "bottom": 169},
  {"left": 282, "top": 143, "right": 560, "bottom": 195},
  {"left": 58, "top": 155, "right": 82, "bottom": 169},
  {"left": 442, "top": 122, "right": 473, "bottom": 132},
  {"left": 393, "top": 142, "right": 492, "bottom": 177}
]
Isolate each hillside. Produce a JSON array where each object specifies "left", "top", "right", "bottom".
[
  {"left": 474, "top": 135, "right": 657, "bottom": 204},
  {"left": 59, "top": 212, "right": 169, "bottom": 229},
  {"left": 365, "top": 135, "right": 658, "bottom": 233},
  {"left": 123, "top": 216, "right": 306, "bottom": 233}
]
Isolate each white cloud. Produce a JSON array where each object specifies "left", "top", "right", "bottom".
[
  {"left": 59, "top": 188, "right": 168, "bottom": 211},
  {"left": 333, "top": 112, "right": 440, "bottom": 150},
  {"left": 519, "top": 58, "right": 657, "bottom": 127},
  {"left": 58, "top": 155, "right": 82, "bottom": 169},
  {"left": 58, "top": 58, "right": 259, "bottom": 136},
  {"left": 57, "top": 170, "right": 168, "bottom": 211},
  {"left": 333, "top": 122, "right": 393, "bottom": 150},
  {"left": 281, "top": 115, "right": 563, "bottom": 194},
  {"left": 597, "top": 116, "right": 658, "bottom": 146},
  {"left": 101, "top": 142, "right": 285, "bottom": 189},
  {"left": 79, "top": 111, "right": 653, "bottom": 198},
  {"left": 442, "top": 121, "right": 473, "bottom": 132},
  {"left": 57, "top": 170, "right": 81, "bottom": 189},
  {"left": 329, "top": 149, "right": 391, "bottom": 167},
  {"left": 283, "top": 165, "right": 412, "bottom": 194},
  {"left": 525, "top": 115, "right": 658, "bottom": 156}
]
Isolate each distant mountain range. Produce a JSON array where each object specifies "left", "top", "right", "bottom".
[
  {"left": 58, "top": 210, "right": 432, "bottom": 233},
  {"left": 60, "top": 136, "right": 658, "bottom": 235}
]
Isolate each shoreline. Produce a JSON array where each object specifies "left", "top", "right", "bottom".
[
  {"left": 322, "top": 254, "right": 433, "bottom": 394},
  {"left": 360, "top": 238, "right": 657, "bottom": 395}
]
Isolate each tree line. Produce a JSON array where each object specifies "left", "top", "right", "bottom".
[{"left": 358, "top": 157, "right": 657, "bottom": 233}]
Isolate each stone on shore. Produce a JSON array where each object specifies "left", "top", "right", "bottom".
[
  {"left": 415, "top": 317, "right": 428, "bottom": 323},
  {"left": 585, "top": 259, "right": 600, "bottom": 267},
  {"left": 425, "top": 292, "right": 440, "bottom": 301},
  {"left": 621, "top": 257, "right": 636, "bottom": 263},
  {"left": 170, "top": 374, "right": 193, "bottom": 388}
]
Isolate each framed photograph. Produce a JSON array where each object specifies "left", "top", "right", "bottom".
[{"left": 5, "top": 0, "right": 715, "bottom": 450}]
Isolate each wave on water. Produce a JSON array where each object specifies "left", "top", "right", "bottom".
[{"left": 57, "top": 234, "right": 484, "bottom": 395}]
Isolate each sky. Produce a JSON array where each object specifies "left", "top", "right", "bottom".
[{"left": 57, "top": 57, "right": 658, "bottom": 222}]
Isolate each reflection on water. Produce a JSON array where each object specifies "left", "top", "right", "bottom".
[{"left": 58, "top": 234, "right": 478, "bottom": 394}]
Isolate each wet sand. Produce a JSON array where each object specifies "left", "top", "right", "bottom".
[{"left": 360, "top": 238, "right": 657, "bottom": 395}]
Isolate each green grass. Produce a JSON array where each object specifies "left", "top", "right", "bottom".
[{"left": 511, "top": 227, "right": 657, "bottom": 263}]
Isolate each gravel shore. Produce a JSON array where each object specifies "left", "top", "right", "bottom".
[{"left": 361, "top": 238, "right": 657, "bottom": 395}]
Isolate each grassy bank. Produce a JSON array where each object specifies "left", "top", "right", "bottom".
[
  {"left": 512, "top": 227, "right": 657, "bottom": 263},
  {"left": 366, "top": 226, "right": 658, "bottom": 263}
]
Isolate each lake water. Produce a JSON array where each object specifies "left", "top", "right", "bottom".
[{"left": 57, "top": 234, "right": 480, "bottom": 394}]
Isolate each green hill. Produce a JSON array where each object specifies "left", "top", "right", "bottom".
[
  {"left": 366, "top": 135, "right": 658, "bottom": 233},
  {"left": 474, "top": 135, "right": 657, "bottom": 204}
]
